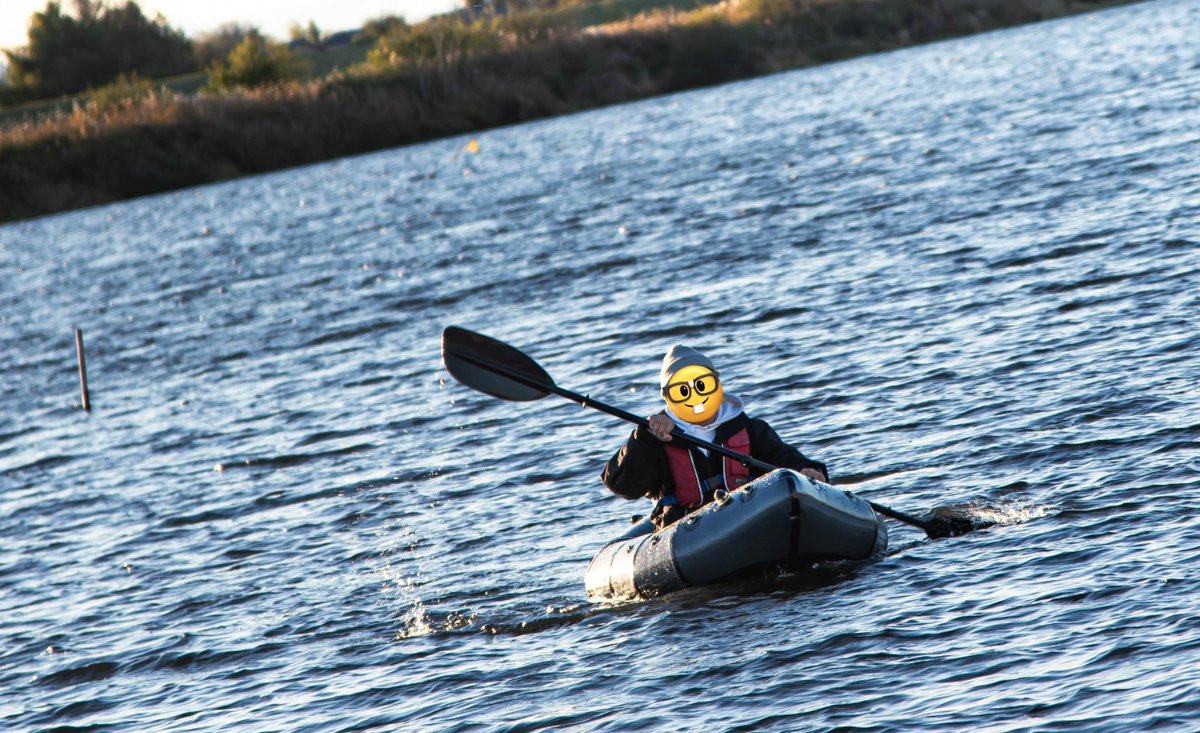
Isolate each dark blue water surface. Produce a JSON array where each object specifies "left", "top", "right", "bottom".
[{"left": 3, "top": 1, "right": 1198, "bottom": 730}]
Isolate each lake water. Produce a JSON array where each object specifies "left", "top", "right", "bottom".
[{"left": 2, "top": 1, "right": 1198, "bottom": 730}]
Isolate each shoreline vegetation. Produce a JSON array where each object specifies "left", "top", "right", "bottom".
[{"left": 0, "top": 0, "right": 1133, "bottom": 225}]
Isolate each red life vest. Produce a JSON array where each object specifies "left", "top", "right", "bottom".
[{"left": 663, "top": 428, "right": 753, "bottom": 508}]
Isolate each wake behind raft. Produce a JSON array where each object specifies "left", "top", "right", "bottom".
[{"left": 585, "top": 469, "right": 886, "bottom": 601}]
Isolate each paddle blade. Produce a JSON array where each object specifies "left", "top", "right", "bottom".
[
  {"left": 921, "top": 507, "right": 994, "bottom": 539},
  {"left": 442, "top": 326, "right": 554, "bottom": 402}
]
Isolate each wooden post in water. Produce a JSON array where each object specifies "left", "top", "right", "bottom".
[{"left": 74, "top": 328, "right": 91, "bottom": 412}]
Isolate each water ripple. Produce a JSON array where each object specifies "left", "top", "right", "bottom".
[{"left": 2, "top": 1, "right": 1199, "bottom": 731}]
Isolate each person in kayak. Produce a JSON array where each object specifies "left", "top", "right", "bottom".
[{"left": 601, "top": 344, "right": 829, "bottom": 529}]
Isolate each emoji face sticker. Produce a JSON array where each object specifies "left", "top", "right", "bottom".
[{"left": 662, "top": 365, "right": 723, "bottom": 424}]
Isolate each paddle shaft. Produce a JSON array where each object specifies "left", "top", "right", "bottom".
[
  {"left": 452, "top": 351, "right": 937, "bottom": 533},
  {"left": 554, "top": 382, "right": 774, "bottom": 471},
  {"left": 556, "top": 381, "right": 934, "bottom": 530}
]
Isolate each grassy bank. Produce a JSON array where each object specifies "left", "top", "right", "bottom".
[
  {"left": 0, "top": 42, "right": 373, "bottom": 129},
  {"left": 0, "top": 0, "right": 1132, "bottom": 224}
]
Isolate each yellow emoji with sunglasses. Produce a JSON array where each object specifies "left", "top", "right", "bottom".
[{"left": 602, "top": 344, "right": 829, "bottom": 529}]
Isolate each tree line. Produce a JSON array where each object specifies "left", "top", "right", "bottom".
[
  {"left": 0, "top": 0, "right": 382, "bottom": 105},
  {"left": 2, "top": 1, "right": 195, "bottom": 103},
  {"left": 0, "top": 0, "right": 709, "bottom": 107}
]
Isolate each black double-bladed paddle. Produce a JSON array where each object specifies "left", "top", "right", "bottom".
[{"left": 441, "top": 326, "right": 978, "bottom": 539}]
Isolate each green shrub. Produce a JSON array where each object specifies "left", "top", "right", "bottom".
[
  {"left": 193, "top": 24, "right": 263, "bottom": 68},
  {"left": 368, "top": 17, "right": 502, "bottom": 67},
  {"left": 85, "top": 73, "right": 158, "bottom": 113},
  {"left": 356, "top": 15, "right": 410, "bottom": 44},
  {"left": 203, "top": 36, "right": 311, "bottom": 92}
]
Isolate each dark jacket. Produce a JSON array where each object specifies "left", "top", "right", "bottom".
[{"left": 601, "top": 411, "right": 828, "bottom": 503}]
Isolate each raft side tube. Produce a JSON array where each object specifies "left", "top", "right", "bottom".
[
  {"left": 670, "top": 476, "right": 794, "bottom": 587},
  {"left": 585, "top": 536, "right": 632, "bottom": 599},
  {"left": 632, "top": 530, "right": 687, "bottom": 597},
  {"left": 785, "top": 471, "right": 886, "bottom": 562},
  {"left": 584, "top": 535, "right": 686, "bottom": 600}
]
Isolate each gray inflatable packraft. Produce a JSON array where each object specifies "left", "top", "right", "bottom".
[{"left": 585, "top": 470, "right": 887, "bottom": 601}]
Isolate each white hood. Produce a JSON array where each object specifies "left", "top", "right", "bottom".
[{"left": 667, "top": 393, "right": 744, "bottom": 453}]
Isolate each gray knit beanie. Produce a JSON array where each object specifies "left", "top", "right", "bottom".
[{"left": 659, "top": 345, "right": 718, "bottom": 388}]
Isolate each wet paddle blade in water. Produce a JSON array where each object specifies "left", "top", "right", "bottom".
[
  {"left": 441, "top": 326, "right": 554, "bottom": 402},
  {"left": 921, "top": 507, "right": 997, "bottom": 538}
]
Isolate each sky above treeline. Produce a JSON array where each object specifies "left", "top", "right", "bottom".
[{"left": 0, "top": 0, "right": 460, "bottom": 52}]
